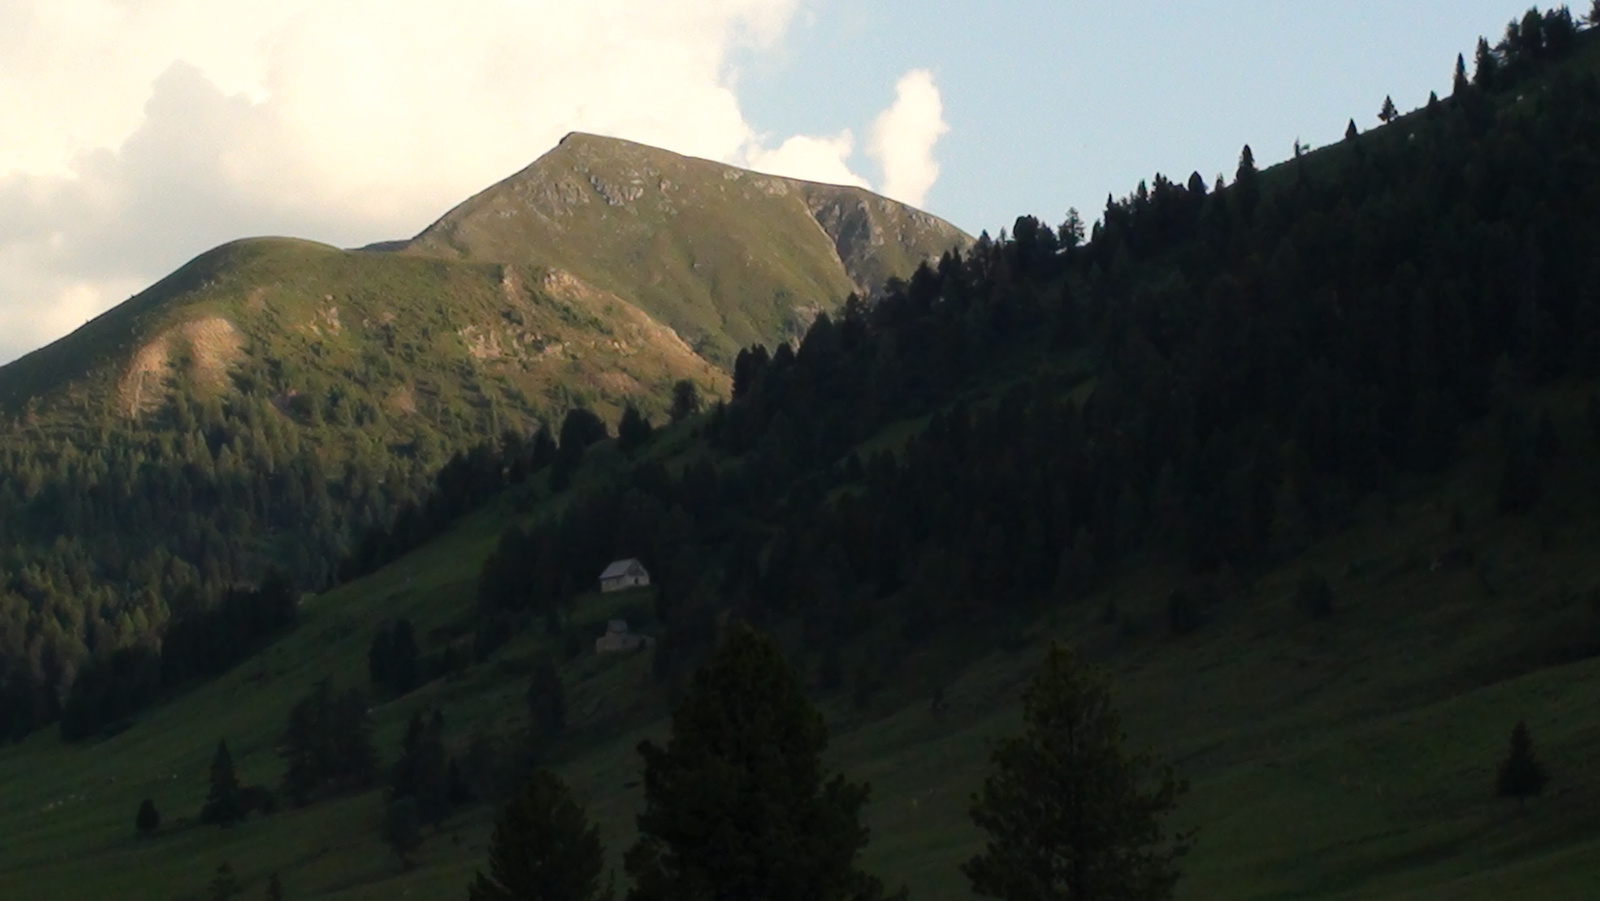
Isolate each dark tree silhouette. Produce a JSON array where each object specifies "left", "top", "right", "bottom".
[
  {"left": 382, "top": 797, "right": 423, "bottom": 868},
  {"left": 208, "top": 862, "right": 242, "bottom": 901},
  {"left": 625, "top": 622, "right": 902, "bottom": 901},
  {"left": 201, "top": 740, "right": 246, "bottom": 827},
  {"left": 1379, "top": 95, "right": 1399, "bottom": 123},
  {"left": 1495, "top": 720, "right": 1549, "bottom": 805},
  {"left": 135, "top": 798, "right": 160, "bottom": 837},
  {"left": 965, "top": 644, "right": 1191, "bottom": 901},
  {"left": 669, "top": 380, "right": 703, "bottom": 424},
  {"left": 618, "top": 405, "right": 655, "bottom": 454},
  {"left": 467, "top": 770, "right": 607, "bottom": 901}
]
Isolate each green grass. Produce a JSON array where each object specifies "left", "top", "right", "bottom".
[
  {"left": 405, "top": 133, "right": 972, "bottom": 366},
  {"left": 4, "top": 386, "right": 1600, "bottom": 900}
]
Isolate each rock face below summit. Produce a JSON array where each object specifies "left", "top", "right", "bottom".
[{"left": 403, "top": 133, "right": 972, "bottom": 364}]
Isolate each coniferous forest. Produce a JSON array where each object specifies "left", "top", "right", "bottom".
[{"left": 6, "top": 6, "right": 1600, "bottom": 901}]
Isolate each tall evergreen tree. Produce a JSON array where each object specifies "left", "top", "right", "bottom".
[
  {"left": 208, "top": 862, "right": 242, "bottom": 901},
  {"left": 201, "top": 740, "right": 246, "bottom": 827},
  {"left": 135, "top": 798, "right": 160, "bottom": 837},
  {"left": 527, "top": 658, "right": 567, "bottom": 753},
  {"left": 1379, "top": 95, "right": 1399, "bottom": 123},
  {"left": 625, "top": 622, "right": 901, "bottom": 901},
  {"left": 1233, "top": 145, "right": 1259, "bottom": 219},
  {"left": 669, "top": 380, "right": 703, "bottom": 424},
  {"left": 617, "top": 405, "right": 655, "bottom": 455},
  {"left": 1474, "top": 36, "right": 1500, "bottom": 89},
  {"left": 1453, "top": 52, "right": 1470, "bottom": 95},
  {"left": 382, "top": 797, "right": 423, "bottom": 868},
  {"left": 1495, "top": 720, "right": 1549, "bottom": 805},
  {"left": 1345, "top": 119, "right": 1360, "bottom": 141},
  {"left": 468, "top": 770, "right": 608, "bottom": 901},
  {"left": 964, "top": 644, "right": 1191, "bottom": 901}
]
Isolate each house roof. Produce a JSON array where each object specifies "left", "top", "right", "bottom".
[{"left": 599, "top": 558, "right": 644, "bottom": 580}]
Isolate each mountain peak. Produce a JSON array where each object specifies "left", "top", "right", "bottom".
[{"left": 404, "top": 135, "right": 970, "bottom": 364}]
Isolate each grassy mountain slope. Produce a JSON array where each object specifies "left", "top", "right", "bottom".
[
  {"left": 0, "top": 136, "right": 964, "bottom": 720},
  {"left": 1, "top": 388, "right": 1598, "bottom": 901},
  {"left": 404, "top": 133, "right": 973, "bottom": 364},
  {"left": 11, "top": 9, "right": 1600, "bottom": 901},
  {"left": 0, "top": 236, "right": 724, "bottom": 434}
]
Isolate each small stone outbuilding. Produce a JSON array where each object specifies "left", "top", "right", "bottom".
[
  {"left": 595, "top": 619, "right": 654, "bottom": 654},
  {"left": 599, "top": 558, "right": 650, "bottom": 593}
]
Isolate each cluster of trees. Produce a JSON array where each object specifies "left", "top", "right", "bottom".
[
  {"left": 466, "top": 12, "right": 1600, "bottom": 689},
  {"left": 281, "top": 679, "right": 379, "bottom": 806},
  {"left": 56, "top": 572, "right": 297, "bottom": 741},
  {"left": 465, "top": 624, "right": 1190, "bottom": 901},
  {"left": 381, "top": 708, "right": 472, "bottom": 866}
]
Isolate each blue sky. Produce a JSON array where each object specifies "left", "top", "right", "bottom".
[
  {"left": 0, "top": 0, "right": 1566, "bottom": 360},
  {"left": 740, "top": 0, "right": 1539, "bottom": 235}
]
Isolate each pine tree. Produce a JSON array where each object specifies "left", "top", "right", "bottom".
[
  {"left": 382, "top": 796, "right": 423, "bottom": 868},
  {"left": 617, "top": 405, "right": 654, "bottom": 455},
  {"left": 1453, "top": 52, "right": 1470, "bottom": 95},
  {"left": 964, "top": 643, "right": 1191, "bottom": 901},
  {"left": 527, "top": 658, "right": 567, "bottom": 754},
  {"left": 1379, "top": 95, "right": 1399, "bottom": 124},
  {"left": 1474, "top": 36, "right": 1500, "bottom": 89},
  {"left": 208, "top": 862, "right": 242, "bottom": 901},
  {"left": 625, "top": 621, "right": 902, "bottom": 901},
  {"left": 669, "top": 380, "right": 703, "bottom": 424},
  {"left": 1233, "top": 145, "right": 1259, "bottom": 219},
  {"left": 1345, "top": 119, "right": 1360, "bottom": 141},
  {"left": 135, "top": 798, "right": 160, "bottom": 837},
  {"left": 467, "top": 770, "right": 607, "bottom": 901},
  {"left": 201, "top": 740, "right": 246, "bottom": 827},
  {"left": 1495, "top": 720, "right": 1549, "bottom": 805}
]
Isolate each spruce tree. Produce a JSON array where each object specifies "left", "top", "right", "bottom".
[
  {"left": 382, "top": 796, "right": 423, "bottom": 868},
  {"left": 201, "top": 740, "right": 246, "bottom": 827},
  {"left": 625, "top": 621, "right": 902, "bottom": 901},
  {"left": 1475, "top": 36, "right": 1500, "bottom": 89},
  {"left": 527, "top": 658, "right": 567, "bottom": 758},
  {"left": 135, "top": 798, "right": 160, "bottom": 837},
  {"left": 964, "top": 643, "right": 1191, "bottom": 901},
  {"left": 668, "top": 380, "right": 702, "bottom": 424},
  {"left": 468, "top": 770, "right": 607, "bottom": 901},
  {"left": 1233, "top": 145, "right": 1259, "bottom": 219},
  {"left": 1495, "top": 720, "right": 1549, "bottom": 805},
  {"left": 617, "top": 405, "right": 654, "bottom": 455},
  {"left": 1379, "top": 95, "right": 1399, "bottom": 124},
  {"left": 1453, "top": 52, "right": 1470, "bottom": 95},
  {"left": 208, "top": 862, "right": 242, "bottom": 901},
  {"left": 1345, "top": 119, "right": 1360, "bottom": 141}
]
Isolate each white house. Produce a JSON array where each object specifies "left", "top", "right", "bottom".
[
  {"left": 599, "top": 558, "right": 650, "bottom": 593},
  {"left": 595, "top": 619, "right": 654, "bottom": 654}
]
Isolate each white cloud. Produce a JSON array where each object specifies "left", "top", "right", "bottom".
[
  {"left": 868, "top": 69, "right": 949, "bottom": 207},
  {"left": 0, "top": 2, "right": 948, "bottom": 363},
  {"left": 743, "top": 130, "right": 870, "bottom": 188}
]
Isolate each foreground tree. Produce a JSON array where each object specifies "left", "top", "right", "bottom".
[
  {"left": 201, "top": 740, "right": 246, "bottom": 827},
  {"left": 964, "top": 644, "right": 1192, "bottom": 901},
  {"left": 625, "top": 621, "right": 902, "bottom": 901},
  {"left": 1495, "top": 720, "right": 1549, "bottom": 805},
  {"left": 468, "top": 770, "right": 607, "bottom": 901}
]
